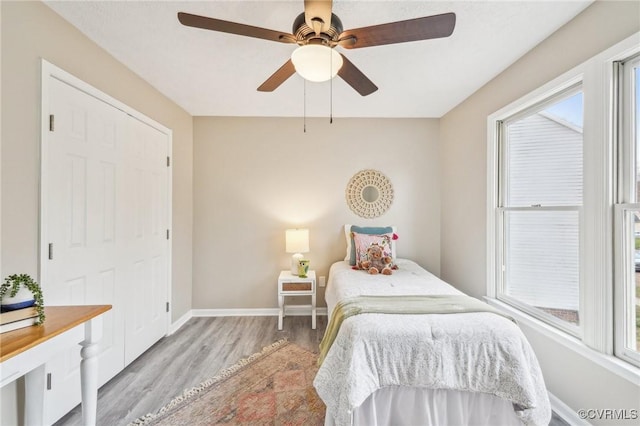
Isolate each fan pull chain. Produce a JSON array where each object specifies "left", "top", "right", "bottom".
[
  {"left": 330, "top": 73, "right": 333, "bottom": 124},
  {"left": 330, "top": 50, "right": 333, "bottom": 124},
  {"left": 303, "top": 79, "right": 307, "bottom": 133}
]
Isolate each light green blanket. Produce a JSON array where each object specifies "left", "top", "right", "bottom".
[{"left": 318, "top": 295, "right": 515, "bottom": 365}]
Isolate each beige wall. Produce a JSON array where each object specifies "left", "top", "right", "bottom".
[
  {"left": 193, "top": 117, "right": 440, "bottom": 309},
  {"left": 1, "top": 2, "right": 193, "bottom": 422},
  {"left": 0, "top": 1, "right": 193, "bottom": 424},
  {"left": 1, "top": 0, "right": 193, "bottom": 321},
  {"left": 440, "top": 1, "right": 640, "bottom": 423}
]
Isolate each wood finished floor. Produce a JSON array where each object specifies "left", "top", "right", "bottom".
[
  {"left": 56, "top": 315, "right": 327, "bottom": 426},
  {"left": 56, "top": 315, "right": 569, "bottom": 426}
]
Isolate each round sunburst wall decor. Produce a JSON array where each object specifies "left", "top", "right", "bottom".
[{"left": 345, "top": 169, "right": 394, "bottom": 219}]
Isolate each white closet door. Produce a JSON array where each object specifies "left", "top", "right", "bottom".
[
  {"left": 44, "top": 78, "right": 127, "bottom": 422},
  {"left": 123, "top": 116, "right": 170, "bottom": 364},
  {"left": 42, "top": 75, "right": 170, "bottom": 424}
]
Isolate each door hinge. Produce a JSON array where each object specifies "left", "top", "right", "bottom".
[
  {"left": 166, "top": 302, "right": 170, "bottom": 313},
  {"left": 48, "top": 243, "right": 53, "bottom": 260},
  {"left": 166, "top": 156, "right": 170, "bottom": 167},
  {"left": 166, "top": 229, "right": 170, "bottom": 240},
  {"left": 49, "top": 114, "right": 55, "bottom": 132},
  {"left": 47, "top": 373, "right": 52, "bottom": 390}
]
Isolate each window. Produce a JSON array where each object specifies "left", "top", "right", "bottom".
[
  {"left": 497, "top": 87, "right": 583, "bottom": 335},
  {"left": 614, "top": 54, "right": 640, "bottom": 367},
  {"left": 488, "top": 32, "right": 640, "bottom": 374}
]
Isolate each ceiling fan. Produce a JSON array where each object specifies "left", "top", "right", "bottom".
[{"left": 178, "top": 0, "right": 455, "bottom": 96}]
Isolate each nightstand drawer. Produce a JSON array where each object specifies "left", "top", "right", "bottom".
[{"left": 282, "top": 282, "right": 312, "bottom": 292}]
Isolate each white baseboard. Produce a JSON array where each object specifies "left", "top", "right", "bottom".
[
  {"left": 193, "top": 308, "right": 278, "bottom": 317},
  {"left": 192, "top": 307, "right": 328, "bottom": 317},
  {"left": 168, "top": 307, "right": 327, "bottom": 334},
  {"left": 549, "top": 391, "right": 589, "bottom": 426},
  {"left": 168, "top": 310, "right": 193, "bottom": 335}
]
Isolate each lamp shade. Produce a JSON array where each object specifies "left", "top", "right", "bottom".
[
  {"left": 285, "top": 229, "right": 309, "bottom": 253},
  {"left": 291, "top": 45, "right": 343, "bottom": 83}
]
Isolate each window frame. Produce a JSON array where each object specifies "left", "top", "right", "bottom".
[
  {"left": 613, "top": 204, "right": 640, "bottom": 367},
  {"left": 487, "top": 32, "right": 640, "bottom": 376},
  {"left": 613, "top": 53, "right": 640, "bottom": 367},
  {"left": 495, "top": 83, "right": 584, "bottom": 338}
]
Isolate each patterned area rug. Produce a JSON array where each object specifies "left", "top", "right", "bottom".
[{"left": 130, "top": 340, "right": 325, "bottom": 426}]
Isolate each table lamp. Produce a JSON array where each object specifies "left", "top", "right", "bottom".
[{"left": 285, "top": 229, "right": 309, "bottom": 275}]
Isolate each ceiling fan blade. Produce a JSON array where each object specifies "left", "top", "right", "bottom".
[
  {"left": 178, "top": 12, "right": 296, "bottom": 44},
  {"left": 257, "top": 60, "right": 296, "bottom": 92},
  {"left": 304, "top": 0, "right": 333, "bottom": 34},
  {"left": 337, "top": 54, "right": 378, "bottom": 96},
  {"left": 339, "top": 12, "right": 456, "bottom": 49}
]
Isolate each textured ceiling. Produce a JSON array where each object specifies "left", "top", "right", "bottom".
[{"left": 44, "top": 1, "right": 593, "bottom": 118}]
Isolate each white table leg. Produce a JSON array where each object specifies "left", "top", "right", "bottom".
[
  {"left": 312, "top": 292, "right": 317, "bottom": 330},
  {"left": 80, "top": 316, "right": 103, "bottom": 426},
  {"left": 24, "top": 364, "right": 45, "bottom": 426},
  {"left": 278, "top": 295, "right": 284, "bottom": 330}
]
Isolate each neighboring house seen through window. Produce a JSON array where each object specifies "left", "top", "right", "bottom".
[{"left": 497, "top": 87, "right": 583, "bottom": 336}]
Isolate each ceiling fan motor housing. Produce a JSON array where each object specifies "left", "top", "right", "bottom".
[{"left": 293, "top": 12, "right": 343, "bottom": 46}]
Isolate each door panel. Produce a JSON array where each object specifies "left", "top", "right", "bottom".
[
  {"left": 44, "top": 79, "right": 127, "bottom": 422},
  {"left": 124, "top": 118, "right": 169, "bottom": 365},
  {"left": 42, "top": 77, "right": 169, "bottom": 424}
]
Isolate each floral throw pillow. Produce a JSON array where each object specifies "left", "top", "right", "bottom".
[{"left": 352, "top": 232, "right": 396, "bottom": 269}]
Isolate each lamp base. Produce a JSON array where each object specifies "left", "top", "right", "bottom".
[{"left": 291, "top": 253, "right": 304, "bottom": 275}]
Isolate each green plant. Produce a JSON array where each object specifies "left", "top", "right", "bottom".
[{"left": 0, "top": 274, "right": 45, "bottom": 324}]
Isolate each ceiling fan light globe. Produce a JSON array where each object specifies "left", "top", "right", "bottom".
[{"left": 291, "top": 45, "right": 343, "bottom": 82}]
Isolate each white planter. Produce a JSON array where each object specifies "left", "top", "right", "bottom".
[{"left": 1, "top": 286, "right": 36, "bottom": 310}]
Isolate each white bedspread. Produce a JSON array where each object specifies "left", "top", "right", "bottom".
[{"left": 314, "top": 259, "right": 551, "bottom": 426}]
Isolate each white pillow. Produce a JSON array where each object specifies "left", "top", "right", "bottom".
[{"left": 344, "top": 224, "right": 352, "bottom": 261}]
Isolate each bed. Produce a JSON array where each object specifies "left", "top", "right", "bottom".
[{"left": 313, "top": 258, "right": 551, "bottom": 426}]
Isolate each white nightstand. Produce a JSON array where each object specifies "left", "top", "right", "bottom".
[{"left": 278, "top": 270, "right": 316, "bottom": 330}]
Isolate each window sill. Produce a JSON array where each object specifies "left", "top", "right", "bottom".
[{"left": 484, "top": 297, "right": 640, "bottom": 385}]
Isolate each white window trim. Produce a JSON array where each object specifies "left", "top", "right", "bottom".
[
  {"left": 484, "top": 297, "right": 640, "bottom": 385},
  {"left": 613, "top": 204, "right": 640, "bottom": 366},
  {"left": 487, "top": 32, "right": 640, "bottom": 380},
  {"left": 488, "top": 70, "right": 585, "bottom": 329},
  {"left": 613, "top": 52, "right": 640, "bottom": 367},
  {"left": 496, "top": 82, "right": 584, "bottom": 338}
]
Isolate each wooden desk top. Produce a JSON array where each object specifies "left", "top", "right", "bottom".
[{"left": 0, "top": 305, "right": 111, "bottom": 363}]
